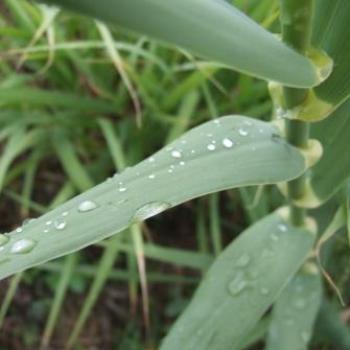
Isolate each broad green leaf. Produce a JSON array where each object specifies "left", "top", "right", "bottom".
[
  {"left": 312, "top": 0, "right": 350, "bottom": 109},
  {"left": 160, "top": 210, "right": 315, "bottom": 350},
  {"left": 309, "top": 100, "right": 350, "bottom": 205},
  {"left": 39, "top": 0, "right": 322, "bottom": 88},
  {"left": 0, "top": 116, "right": 306, "bottom": 280},
  {"left": 265, "top": 266, "right": 322, "bottom": 350}
]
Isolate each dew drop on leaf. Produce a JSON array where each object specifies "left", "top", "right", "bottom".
[
  {"left": 78, "top": 200, "right": 98, "bottom": 213},
  {"left": 54, "top": 218, "right": 67, "bottom": 230},
  {"left": 236, "top": 254, "right": 251, "bottom": 267},
  {"left": 238, "top": 128, "right": 249, "bottom": 136},
  {"left": 10, "top": 239, "right": 36, "bottom": 254},
  {"left": 171, "top": 150, "right": 182, "bottom": 159},
  {"left": 133, "top": 202, "right": 171, "bottom": 222},
  {"left": 222, "top": 138, "right": 234, "bottom": 148},
  {"left": 15, "top": 227, "right": 23, "bottom": 233},
  {"left": 207, "top": 144, "right": 216, "bottom": 151}
]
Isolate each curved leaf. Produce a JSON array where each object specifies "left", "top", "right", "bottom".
[
  {"left": 310, "top": 99, "right": 350, "bottom": 204},
  {"left": 313, "top": 0, "right": 350, "bottom": 108},
  {"left": 0, "top": 116, "right": 306, "bottom": 280},
  {"left": 160, "top": 210, "right": 315, "bottom": 350},
  {"left": 265, "top": 266, "right": 322, "bottom": 350},
  {"left": 39, "top": 0, "right": 320, "bottom": 87}
]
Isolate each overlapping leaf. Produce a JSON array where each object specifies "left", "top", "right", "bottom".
[
  {"left": 39, "top": 0, "right": 321, "bottom": 87},
  {"left": 161, "top": 211, "right": 315, "bottom": 350}
]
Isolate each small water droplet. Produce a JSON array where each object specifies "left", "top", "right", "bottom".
[
  {"left": 15, "top": 227, "right": 23, "bottom": 233},
  {"left": 228, "top": 273, "right": 249, "bottom": 296},
  {"left": 62, "top": 211, "right": 69, "bottom": 217},
  {"left": 171, "top": 150, "right": 182, "bottom": 159},
  {"left": 300, "top": 331, "right": 310, "bottom": 343},
  {"left": 46, "top": 220, "right": 52, "bottom": 226},
  {"left": 238, "top": 128, "right": 249, "bottom": 136},
  {"left": 294, "top": 299, "right": 306, "bottom": 309},
  {"left": 191, "top": 150, "right": 196, "bottom": 154},
  {"left": 119, "top": 186, "right": 127, "bottom": 192},
  {"left": 278, "top": 223, "right": 288, "bottom": 232},
  {"left": 270, "top": 233, "right": 280, "bottom": 241},
  {"left": 179, "top": 161, "right": 185, "bottom": 166},
  {"left": 43, "top": 229, "right": 49, "bottom": 233},
  {"left": 222, "top": 138, "right": 234, "bottom": 148},
  {"left": 78, "top": 200, "right": 98, "bottom": 213},
  {"left": 133, "top": 202, "right": 171, "bottom": 222},
  {"left": 207, "top": 144, "right": 216, "bottom": 151},
  {"left": 10, "top": 239, "right": 36, "bottom": 254},
  {"left": 236, "top": 254, "right": 251, "bottom": 267},
  {"left": 260, "top": 287, "right": 270, "bottom": 295},
  {"left": 54, "top": 218, "right": 67, "bottom": 230},
  {"left": 148, "top": 157, "right": 155, "bottom": 162},
  {"left": 0, "top": 234, "right": 9, "bottom": 247},
  {"left": 148, "top": 174, "right": 155, "bottom": 179}
]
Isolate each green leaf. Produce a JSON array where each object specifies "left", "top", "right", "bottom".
[
  {"left": 310, "top": 99, "right": 350, "bottom": 204},
  {"left": 265, "top": 266, "right": 322, "bottom": 350},
  {"left": 160, "top": 210, "right": 315, "bottom": 350},
  {"left": 0, "top": 116, "right": 306, "bottom": 280},
  {"left": 39, "top": 0, "right": 321, "bottom": 88},
  {"left": 313, "top": 0, "right": 350, "bottom": 108}
]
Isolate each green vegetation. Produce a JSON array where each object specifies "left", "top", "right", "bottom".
[{"left": 0, "top": 0, "right": 350, "bottom": 349}]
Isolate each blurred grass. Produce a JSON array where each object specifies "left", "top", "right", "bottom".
[{"left": 0, "top": 1, "right": 348, "bottom": 349}]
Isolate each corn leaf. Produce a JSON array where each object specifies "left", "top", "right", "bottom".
[
  {"left": 38, "top": 0, "right": 321, "bottom": 88},
  {"left": 0, "top": 116, "right": 306, "bottom": 280},
  {"left": 312, "top": 0, "right": 350, "bottom": 109},
  {"left": 265, "top": 267, "right": 322, "bottom": 350},
  {"left": 310, "top": 99, "right": 350, "bottom": 204},
  {"left": 161, "top": 210, "right": 315, "bottom": 350}
]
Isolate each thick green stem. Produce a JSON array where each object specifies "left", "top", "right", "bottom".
[{"left": 280, "top": 0, "right": 313, "bottom": 226}]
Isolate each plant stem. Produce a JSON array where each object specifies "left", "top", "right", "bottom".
[{"left": 280, "top": 0, "right": 313, "bottom": 226}]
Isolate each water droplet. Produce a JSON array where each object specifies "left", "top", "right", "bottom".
[
  {"left": 300, "top": 331, "right": 310, "bottom": 343},
  {"left": 278, "top": 223, "right": 288, "bottom": 232},
  {"left": 133, "top": 202, "right": 171, "bottom": 222},
  {"left": 10, "top": 239, "right": 36, "bottom": 254},
  {"left": 294, "top": 298, "right": 306, "bottom": 309},
  {"left": 260, "top": 287, "right": 270, "bottom": 295},
  {"left": 54, "top": 218, "right": 67, "bottom": 230},
  {"left": 148, "top": 157, "right": 155, "bottom": 163},
  {"left": 228, "top": 273, "right": 249, "bottom": 296},
  {"left": 78, "top": 200, "right": 98, "bottom": 213},
  {"left": 270, "top": 233, "right": 280, "bottom": 241},
  {"left": 171, "top": 150, "right": 182, "bottom": 159},
  {"left": 148, "top": 174, "right": 155, "bottom": 179},
  {"left": 168, "top": 168, "right": 173, "bottom": 173},
  {"left": 46, "top": 220, "right": 52, "bottom": 226},
  {"left": 0, "top": 234, "right": 9, "bottom": 247},
  {"left": 238, "top": 128, "right": 248, "bottom": 136},
  {"left": 43, "top": 229, "right": 49, "bottom": 233},
  {"left": 222, "top": 138, "right": 234, "bottom": 148},
  {"left": 191, "top": 150, "right": 196, "bottom": 154},
  {"left": 62, "top": 211, "right": 69, "bottom": 217},
  {"left": 15, "top": 227, "right": 23, "bottom": 233},
  {"left": 118, "top": 186, "right": 127, "bottom": 192},
  {"left": 236, "top": 254, "right": 251, "bottom": 267},
  {"left": 207, "top": 144, "right": 216, "bottom": 151},
  {"left": 179, "top": 161, "right": 185, "bottom": 166}
]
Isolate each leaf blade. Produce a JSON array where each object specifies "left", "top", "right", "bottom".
[{"left": 39, "top": 0, "right": 320, "bottom": 87}]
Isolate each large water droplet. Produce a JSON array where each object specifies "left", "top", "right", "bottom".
[
  {"left": 207, "top": 143, "right": 216, "bottom": 151},
  {"left": 238, "top": 128, "right": 248, "bottom": 136},
  {"left": 78, "top": 200, "right": 98, "bottom": 213},
  {"left": 236, "top": 254, "right": 251, "bottom": 267},
  {"left": 133, "top": 202, "right": 171, "bottom": 222},
  {"left": 171, "top": 150, "right": 182, "bottom": 159},
  {"left": 54, "top": 218, "right": 67, "bottom": 230},
  {"left": 222, "top": 138, "right": 234, "bottom": 148},
  {"left": 10, "top": 239, "right": 36, "bottom": 254},
  {"left": 0, "top": 234, "right": 9, "bottom": 247}
]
